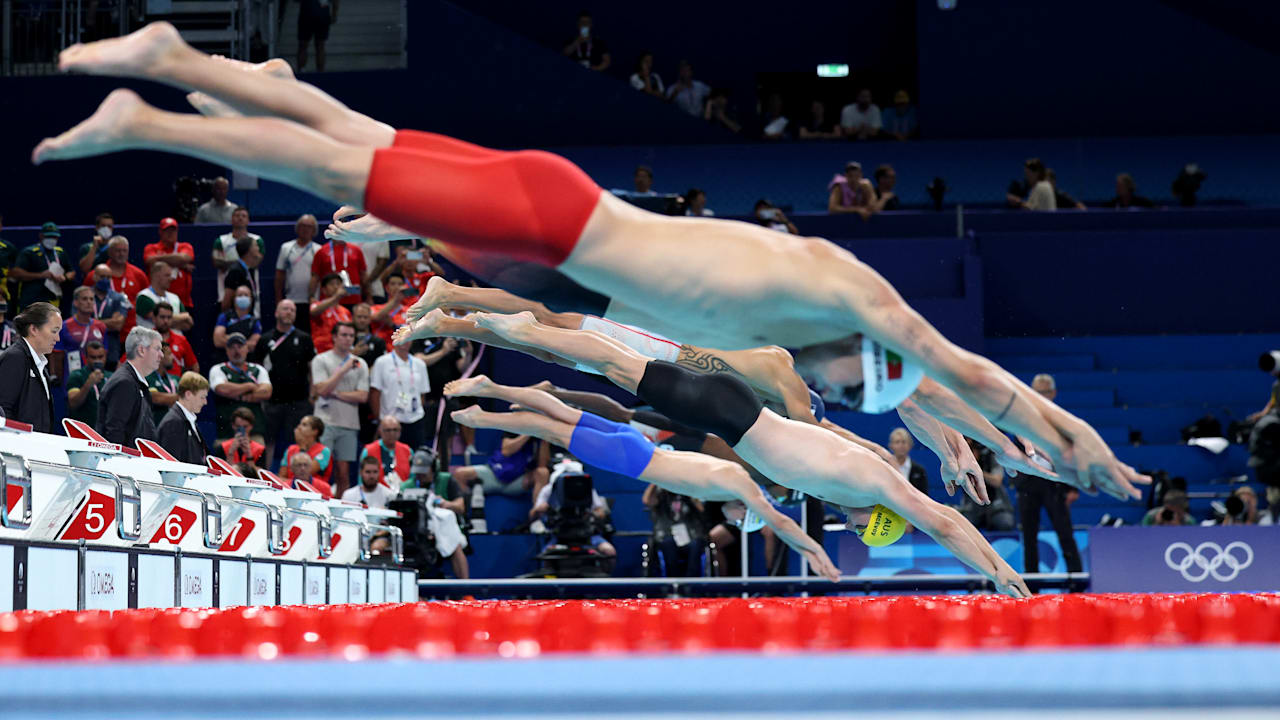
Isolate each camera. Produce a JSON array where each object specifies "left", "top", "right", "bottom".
[
  {"left": 1171, "top": 163, "right": 1207, "bottom": 207},
  {"left": 173, "top": 176, "right": 217, "bottom": 223},
  {"left": 1259, "top": 351, "right": 1280, "bottom": 378},
  {"left": 545, "top": 470, "right": 603, "bottom": 545}
]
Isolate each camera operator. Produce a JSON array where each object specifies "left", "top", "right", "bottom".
[
  {"left": 1142, "top": 489, "right": 1195, "bottom": 526},
  {"left": 1247, "top": 350, "right": 1280, "bottom": 423},
  {"left": 531, "top": 460, "right": 616, "bottom": 563},
  {"left": 642, "top": 484, "right": 707, "bottom": 576},
  {"left": 1206, "top": 486, "right": 1269, "bottom": 526}
]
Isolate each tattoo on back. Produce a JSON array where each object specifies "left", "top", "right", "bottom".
[{"left": 676, "top": 346, "right": 735, "bottom": 375}]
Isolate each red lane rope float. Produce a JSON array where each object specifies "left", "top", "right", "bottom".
[{"left": 1, "top": 593, "right": 1277, "bottom": 661}]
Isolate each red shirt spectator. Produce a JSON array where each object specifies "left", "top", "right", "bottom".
[
  {"left": 311, "top": 239, "right": 367, "bottom": 307},
  {"left": 370, "top": 273, "right": 417, "bottom": 347},
  {"left": 167, "top": 330, "right": 197, "bottom": 373},
  {"left": 309, "top": 273, "right": 352, "bottom": 353},
  {"left": 281, "top": 441, "right": 333, "bottom": 484},
  {"left": 143, "top": 218, "right": 196, "bottom": 307}
]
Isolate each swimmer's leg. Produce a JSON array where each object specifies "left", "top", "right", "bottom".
[
  {"left": 444, "top": 375, "right": 583, "bottom": 426},
  {"left": 451, "top": 407, "right": 574, "bottom": 449},
  {"left": 59, "top": 22, "right": 394, "bottom": 147},
  {"left": 468, "top": 311, "right": 649, "bottom": 393},
  {"left": 394, "top": 309, "right": 573, "bottom": 368},
  {"left": 408, "top": 276, "right": 584, "bottom": 328},
  {"left": 33, "top": 90, "right": 370, "bottom": 209}
]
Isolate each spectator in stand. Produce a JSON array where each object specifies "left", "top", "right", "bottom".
[
  {"left": 642, "top": 484, "right": 707, "bottom": 576},
  {"left": 0, "top": 300, "right": 17, "bottom": 351},
  {"left": 704, "top": 88, "right": 742, "bottom": 133},
  {"left": 1211, "top": 486, "right": 1267, "bottom": 526},
  {"left": 212, "top": 207, "right": 264, "bottom": 306},
  {"left": 152, "top": 302, "right": 198, "bottom": 374},
  {"left": 360, "top": 415, "right": 413, "bottom": 487},
  {"left": 684, "top": 188, "right": 714, "bottom": 217},
  {"left": 309, "top": 273, "right": 351, "bottom": 353},
  {"left": 873, "top": 164, "right": 900, "bottom": 212},
  {"left": 57, "top": 286, "right": 107, "bottom": 371},
  {"left": 452, "top": 431, "right": 550, "bottom": 499},
  {"left": 77, "top": 213, "right": 115, "bottom": 281},
  {"left": 889, "top": 427, "right": 929, "bottom": 495},
  {"left": 215, "top": 406, "right": 267, "bottom": 469},
  {"left": 630, "top": 51, "right": 664, "bottom": 98},
  {"left": 221, "top": 234, "right": 265, "bottom": 316},
  {"left": 840, "top": 89, "right": 882, "bottom": 141},
  {"left": 11, "top": 223, "right": 71, "bottom": 310},
  {"left": 143, "top": 218, "right": 195, "bottom": 308},
  {"left": 798, "top": 100, "right": 840, "bottom": 140},
  {"left": 279, "top": 414, "right": 332, "bottom": 486},
  {"left": 370, "top": 273, "right": 416, "bottom": 347},
  {"left": 418, "top": 336, "right": 463, "bottom": 451},
  {"left": 297, "top": 0, "right": 338, "bottom": 73},
  {"left": 882, "top": 90, "right": 918, "bottom": 141},
  {"left": 213, "top": 285, "right": 263, "bottom": 355},
  {"left": 1013, "top": 373, "right": 1084, "bottom": 573},
  {"left": 754, "top": 199, "right": 799, "bottom": 235},
  {"left": 274, "top": 214, "right": 319, "bottom": 332},
  {"left": 351, "top": 302, "right": 387, "bottom": 367},
  {"left": 827, "top": 161, "right": 876, "bottom": 219},
  {"left": 360, "top": 233, "right": 391, "bottom": 305},
  {"left": 135, "top": 260, "right": 194, "bottom": 331},
  {"left": 311, "top": 321, "right": 369, "bottom": 494},
  {"left": 194, "top": 176, "right": 238, "bottom": 224},
  {"left": 286, "top": 450, "right": 333, "bottom": 498},
  {"left": 1104, "top": 173, "right": 1156, "bottom": 209},
  {"left": 758, "top": 92, "right": 790, "bottom": 140},
  {"left": 87, "top": 236, "right": 148, "bottom": 314},
  {"left": 958, "top": 437, "right": 1015, "bottom": 531},
  {"left": 369, "top": 339, "right": 430, "bottom": 449},
  {"left": 145, "top": 339, "right": 181, "bottom": 427},
  {"left": 0, "top": 216, "right": 13, "bottom": 306},
  {"left": 630, "top": 165, "right": 656, "bottom": 197},
  {"left": 379, "top": 240, "right": 444, "bottom": 297},
  {"left": 156, "top": 371, "right": 210, "bottom": 464},
  {"left": 1045, "top": 169, "right": 1087, "bottom": 211},
  {"left": 99, "top": 326, "right": 162, "bottom": 445},
  {"left": 0, "top": 302, "right": 60, "bottom": 432},
  {"left": 667, "top": 60, "right": 710, "bottom": 117},
  {"left": 1005, "top": 157, "right": 1057, "bottom": 211},
  {"left": 209, "top": 331, "right": 272, "bottom": 441},
  {"left": 252, "top": 298, "right": 315, "bottom": 467},
  {"left": 65, "top": 340, "right": 109, "bottom": 427},
  {"left": 1142, "top": 489, "right": 1194, "bottom": 526},
  {"left": 89, "top": 264, "right": 130, "bottom": 367},
  {"left": 563, "top": 11, "right": 610, "bottom": 71},
  {"left": 343, "top": 454, "right": 401, "bottom": 508},
  {"left": 310, "top": 230, "right": 366, "bottom": 310}
]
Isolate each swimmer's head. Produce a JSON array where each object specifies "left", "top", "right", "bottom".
[
  {"left": 850, "top": 504, "right": 906, "bottom": 547},
  {"left": 795, "top": 335, "right": 923, "bottom": 414}
]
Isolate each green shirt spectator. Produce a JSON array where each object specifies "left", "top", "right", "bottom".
[
  {"left": 65, "top": 340, "right": 112, "bottom": 426},
  {"left": 12, "top": 223, "right": 71, "bottom": 309}
]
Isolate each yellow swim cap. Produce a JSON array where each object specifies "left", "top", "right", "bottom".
[{"left": 858, "top": 504, "right": 906, "bottom": 547}]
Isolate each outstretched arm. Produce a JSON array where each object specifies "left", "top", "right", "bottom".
[
  {"left": 896, "top": 398, "right": 987, "bottom": 504},
  {"left": 836, "top": 253, "right": 1148, "bottom": 500},
  {"left": 910, "top": 376, "right": 1047, "bottom": 480},
  {"left": 734, "top": 481, "right": 839, "bottom": 582}
]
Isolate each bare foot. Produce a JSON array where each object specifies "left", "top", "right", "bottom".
[
  {"left": 32, "top": 89, "right": 147, "bottom": 165},
  {"left": 59, "top": 21, "right": 186, "bottom": 77},
  {"left": 443, "top": 375, "right": 495, "bottom": 398},
  {"left": 470, "top": 311, "right": 537, "bottom": 341},
  {"left": 187, "top": 57, "right": 297, "bottom": 117},
  {"left": 325, "top": 208, "right": 416, "bottom": 246},
  {"left": 450, "top": 406, "right": 487, "bottom": 428},
  {"left": 406, "top": 276, "right": 453, "bottom": 322},
  {"left": 527, "top": 380, "right": 555, "bottom": 392},
  {"left": 391, "top": 308, "right": 449, "bottom": 347}
]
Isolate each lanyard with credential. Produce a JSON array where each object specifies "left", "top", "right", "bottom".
[
  {"left": 327, "top": 241, "right": 348, "bottom": 273},
  {"left": 268, "top": 327, "right": 294, "bottom": 353}
]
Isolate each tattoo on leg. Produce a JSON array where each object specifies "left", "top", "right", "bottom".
[
  {"left": 994, "top": 391, "right": 1017, "bottom": 422},
  {"left": 676, "top": 346, "right": 735, "bottom": 375}
]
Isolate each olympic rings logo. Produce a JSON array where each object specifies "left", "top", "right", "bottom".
[{"left": 1163, "top": 541, "right": 1254, "bottom": 583}]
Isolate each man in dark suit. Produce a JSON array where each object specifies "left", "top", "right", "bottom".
[
  {"left": 156, "top": 371, "right": 210, "bottom": 464},
  {"left": 99, "top": 326, "right": 163, "bottom": 446},
  {"left": 1013, "top": 373, "right": 1083, "bottom": 574},
  {"left": 0, "top": 302, "right": 61, "bottom": 433}
]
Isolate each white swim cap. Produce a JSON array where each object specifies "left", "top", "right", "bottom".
[{"left": 859, "top": 338, "right": 924, "bottom": 414}]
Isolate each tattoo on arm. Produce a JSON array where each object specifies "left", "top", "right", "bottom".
[
  {"left": 994, "top": 391, "right": 1017, "bottom": 422},
  {"left": 676, "top": 346, "right": 735, "bottom": 375}
]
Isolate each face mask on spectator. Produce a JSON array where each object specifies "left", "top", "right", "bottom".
[
  {"left": 95, "top": 278, "right": 112, "bottom": 294},
  {"left": 98, "top": 226, "right": 113, "bottom": 239},
  {"left": 235, "top": 296, "right": 252, "bottom": 311},
  {"left": 90, "top": 361, "right": 105, "bottom": 371},
  {"left": 42, "top": 237, "right": 57, "bottom": 249}
]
